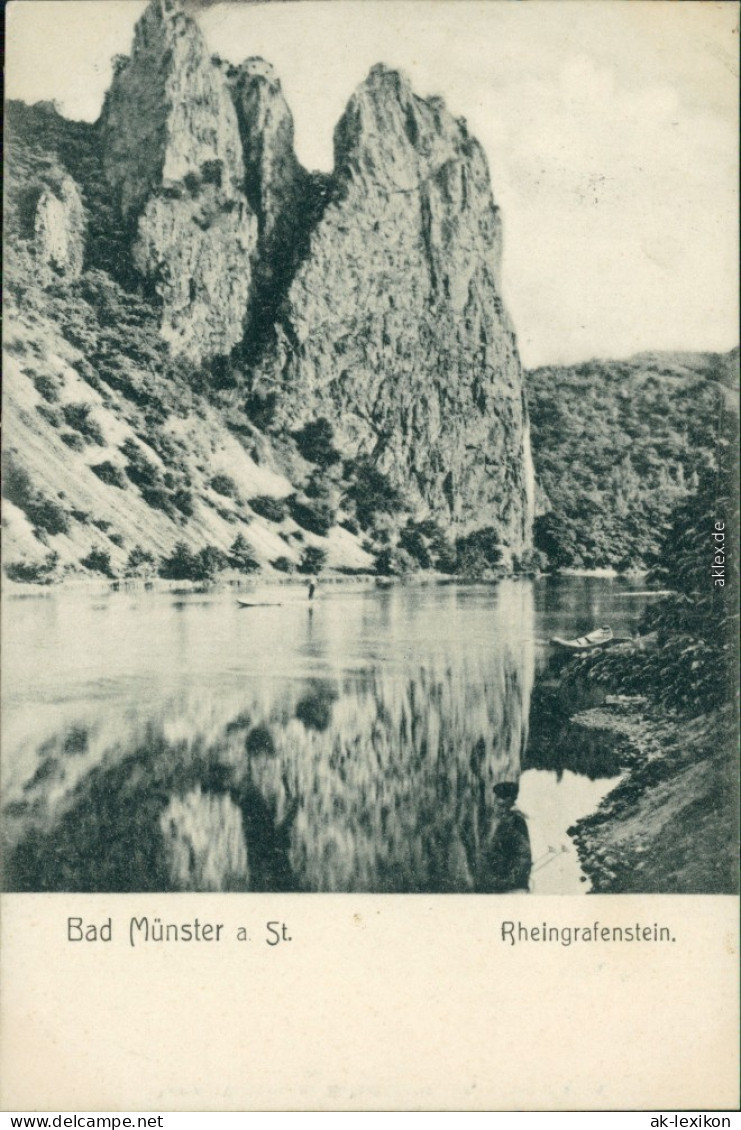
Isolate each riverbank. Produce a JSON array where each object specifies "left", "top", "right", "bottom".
[
  {"left": 566, "top": 697, "right": 738, "bottom": 893},
  {"left": 1, "top": 564, "right": 655, "bottom": 598}
]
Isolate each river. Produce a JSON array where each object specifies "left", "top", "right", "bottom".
[{"left": 1, "top": 576, "right": 654, "bottom": 893}]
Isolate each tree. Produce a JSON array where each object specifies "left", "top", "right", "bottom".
[
  {"left": 229, "top": 534, "right": 260, "bottom": 573},
  {"left": 298, "top": 545, "right": 327, "bottom": 574}
]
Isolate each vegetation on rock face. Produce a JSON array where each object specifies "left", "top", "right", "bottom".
[
  {"left": 248, "top": 495, "right": 287, "bottom": 523},
  {"left": 527, "top": 352, "right": 737, "bottom": 571},
  {"left": 293, "top": 418, "right": 341, "bottom": 468}
]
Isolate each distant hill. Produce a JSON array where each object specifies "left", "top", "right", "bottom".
[{"left": 526, "top": 350, "right": 738, "bottom": 571}]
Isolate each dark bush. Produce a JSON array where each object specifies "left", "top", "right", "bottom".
[
  {"left": 122, "top": 441, "right": 160, "bottom": 490},
  {"left": 296, "top": 683, "right": 338, "bottom": 732},
  {"left": 249, "top": 495, "right": 287, "bottom": 522},
  {"left": 294, "top": 417, "right": 341, "bottom": 467},
  {"left": 289, "top": 496, "right": 334, "bottom": 537},
  {"left": 159, "top": 542, "right": 228, "bottom": 582},
  {"left": 91, "top": 461, "right": 127, "bottom": 489},
  {"left": 210, "top": 474, "right": 237, "bottom": 498},
  {"left": 271, "top": 556, "right": 295, "bottom": 574},
  {"left": 4, "top": 551, "right": 60, "bottom": 585},
  {"left": 374, "top": 546, "right": 417, "bottom": 576},
  {"left": 245, "top": 390, "right": 277, "bottom": 431},
  {"left": 33, "top": 374, "right": 59, "bottom": 402},
  {"left": 62, "top": 403, "right": 105, "bottom": 445},
  {"left": 345, "top": 458, "right": 403, "bottom": 529},
  {"left": 455, "top": 527, "right": 502, "bottom": 574},
  {"left": 298, "top": 545, "right": 327, "bottom": 575},
  {"left": 36, "top": 404, "right": 62, "bottom": 428},
  {"left": 399, "top": 524, "right": 432, "bottom": 569},
  {"left": 172, "top": 489, "right": 194, "bottom": 518},
  {"left": 125, "top": 545, "right": 156, "bottom": 576},
  {"left": 60, "top": 432, "right": 86, "bottom": 452},
  {"left": 246, "top": 726, "right": 275, "bottom": 758},
  {"left": 80, "top": 547, "right": 114, "bottom": 576}
]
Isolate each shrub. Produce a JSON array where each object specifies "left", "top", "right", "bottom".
[
  {"left": 125, "top": 545, "right": 156, "bottom": 576},
  {"left": 514, "top": 548, "right": 548, "bottom": 575},
  {"left": 271, "top": 556, "right": 295, "bottom": 574},
  {"left": 456, "top": 546, "right": 490, "bottom": 580},
  {"left": 32, "top": 374, "right": 60, "bottom": 403},
  {"left": 172, "top": 489, "right": 194, "bottom": 518},
  {"left": 159, "top": 542, "right": 228, "bottom": 582},
  {"left": 210, "top": 474, "right": 237, "bottom": 498},
  {"left": 399, "top": 523, "right": 432, "bottom": 569},
  {"left": 249, "top": 495, "right": 287, "bottom": 522},
  {"left": 374, "top": 547, "right": 417, "bottom": 576},
  {"left": 294, "top": 418, "right": 341, "bottom": 467},
  {"left": 298, "top": 545, "right": 327, "bottom": 575},
  {"left": 80, "top": 547, "right": 114, "bottom": 576},
  {"left": 62, "top": 403, "right": 105, "bottom": 445},
  {"left": 289, "top": 496, "right": 334, "bottom": 537},
  {"left": 4, "top": 551, "right": 60, "bottom": 585},
  {"left": 245, "top": 390, "right": 277, "bottom": 431},
  {"left": 36, "top": 404, "right": 62, "bottom": 428},
  {"left": 159, "top": 543, "right": 199, "bottom": 581},
  {"left": 455, "top": 527, "right": 502, "bottom": 575},
  {"left": 345, "top": 458, "right": 403, "bottom": 529},
  {"left": 296, "top": 683, "right": 337, "bottom": 731},
  {"left": 60, "top": 432, "right": 86, "bottom": 451},
  {"left": 1, "top": 455, "right": 71, "bottom": 536},
  {"left": 91, "top": 461, "right": 127, "bottom": 488},
  {"left": 122, "top": 441, "right": 159, "bottom": 490}
]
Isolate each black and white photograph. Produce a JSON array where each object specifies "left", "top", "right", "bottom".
[
  {"left": 1, "top": 0, "right": 739, "bottom": 1112},
  {"left": 3, "top": 0, "right": 738, "bottom": 898}
]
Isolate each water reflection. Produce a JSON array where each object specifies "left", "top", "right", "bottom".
[{"left": 2, "top": 582, "right": 536, "bottom": 892}]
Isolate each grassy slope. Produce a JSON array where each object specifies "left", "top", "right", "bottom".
[{"left": 2, "top": 292, "right": 371, "bottom": 580}]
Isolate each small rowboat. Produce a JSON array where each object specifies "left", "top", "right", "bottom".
[
  {"left": 550, "top": 625, "right": 615, "bottom": 652},
  {"left": 237, "top": 597, "right": 316, "bottom": 608},
  {"left": 237, "top": 599, "right": 283, "bottom": 608}
]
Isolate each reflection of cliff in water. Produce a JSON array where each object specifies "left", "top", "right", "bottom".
[{"left": 3, "top": 583, "right": 535, "bottom": 893}]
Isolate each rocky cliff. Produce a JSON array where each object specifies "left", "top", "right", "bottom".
[
  {"left": 99, "top": 0, "right": 257, "bottom": 361},
  {"left": 4, "top": 0, "right": 535, "bottom": 578},
  {"left": 254, "top": 64, "right": 532, "bottom": 546},
  {"left": 34, "top": 175, "right": 86, "bottom": 281}
]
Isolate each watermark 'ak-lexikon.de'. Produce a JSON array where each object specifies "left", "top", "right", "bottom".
[{"left": 712, "top": 520, "right": 726, "bottom": 587}]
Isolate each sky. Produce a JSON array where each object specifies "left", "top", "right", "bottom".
[{"left": 6, "top": 0, "right": 739, "bottom": 368}]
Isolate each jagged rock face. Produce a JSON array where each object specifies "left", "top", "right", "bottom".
[
  {"left": 226, "top": 57, "right": 331, "bottom": 349},
  {"left": 99, "top": 0, "right": 257, "bottom": 361},
  {"left": 33, "top": 175, "right": 86, "bottom": 280},
  {"left": 258, "top": 65, "right": 533, "bottom": 548},
  {"left": 228, "top": 59, "right": 307, "bottom": 273}
]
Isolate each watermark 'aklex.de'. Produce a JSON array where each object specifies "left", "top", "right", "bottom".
[{"left": 712, "top": 520, "right": 726, "bottom": 587}]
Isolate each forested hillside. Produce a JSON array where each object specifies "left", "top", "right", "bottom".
[{"left": 527, "top": 350, "right": 738, "bottom": 571}]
